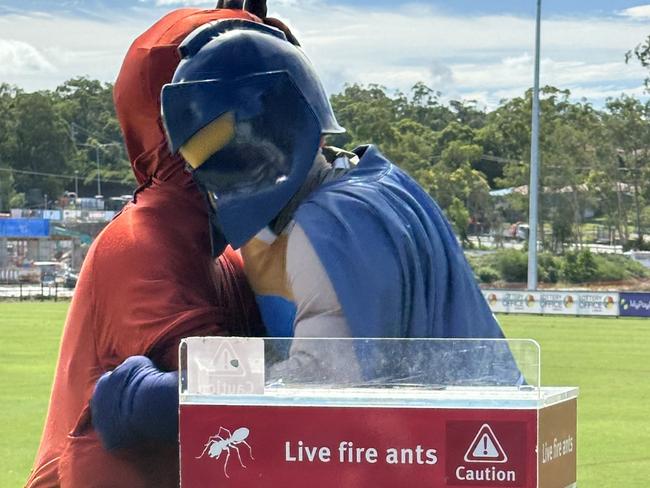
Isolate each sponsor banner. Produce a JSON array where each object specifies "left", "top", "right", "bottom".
[
  {"left": 483, "top": 290, "right": 541, "bottom": 314},
  {"left": 538, "top": 291, "right": 578, "bottom": 315},
  {"left": 575, "top": 292, "right": 618, "bottom": 316},
  {"left": 61, "top": 210, "right": 115, "bottom": 222},
  {"left": 483, "top": 290, "right": 619, "bottom": 316},
  {"left": 0, "top": 218, "right": 50, "bottom": 238},
  {"left": 8, "top": 209, "right": 62, "bottom": 219},
  {"left": 10, "top": 209, "right": 44, "bottom": 218},
  {"left": 11, "top": 208, "right": 114, "bottom": 222},
  {"left": 619, "top": 292, "right": 650, "bottom": 317},
  {"left": 62, "top": 210, "right": 81, "bottom": 221},
  {"left": 180, "top": 405, "right": 538, "bottom": 488},
  {"left": 42, "top": 210, "right": 62, "bottom": 221},
  {"left": 84, "top": 211, "right": 115, "bottom": 222}
]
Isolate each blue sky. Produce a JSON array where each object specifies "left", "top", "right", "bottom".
[
  {"left": 0, "top": 1, "right": 649, "bottom": 108},
  {"left": 0, "top": 0, "right": 645, "bottom": 17}
]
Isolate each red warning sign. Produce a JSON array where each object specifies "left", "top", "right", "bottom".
[
  {"left": 464, "top": 424, "right": 508, "bottom": 463},
  {"left": 446, "top": 420, "right": 532, "bottom": 487},
  {"left": 181, "top": 406, "right": 539, "bottom": 487}
]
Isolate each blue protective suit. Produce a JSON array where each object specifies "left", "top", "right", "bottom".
[
  {"left": 291, "top": 145, "right": 519, "bottom": 385},
  {"left": 297, "top": 145, "right": 501, "bottom": 340}
]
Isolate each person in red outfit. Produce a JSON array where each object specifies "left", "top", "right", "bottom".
[{"left": 25, "top": 7, "right": 266, "bottom": 488}]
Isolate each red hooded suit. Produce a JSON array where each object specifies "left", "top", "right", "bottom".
[{"left": 26, "top": 9, "right": 262, "bottom": 488}]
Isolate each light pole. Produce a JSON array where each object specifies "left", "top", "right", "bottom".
[
  {"left": 78, "top": 142, "right": 121, "bottom": 199},
  {"left": 95, "top": 145, "right": 101, "bottom": 197},
  {"left": 527, "top": 0, "right": 542, "bottom": 290}
]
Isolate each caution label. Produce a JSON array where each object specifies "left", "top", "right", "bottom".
[
  {"left": 184, "top": 337, "right": 265, "bottom": 395},
  {"left": 209, "top": 341, "right": 248, "bottom": 376},
  {"left": 446, "top": 421, "right": 529, "bottom": 486},
  {"left": 464, "top": 424, "right": 508, "bottom": 463}
]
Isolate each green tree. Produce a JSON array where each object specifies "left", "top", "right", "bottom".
[
  {"left": 329, "top": 83, "right": 441, "bottom": 177},
  {"left": 329, "top": 84, "right": 399, "bottom": 150},
  {"left": 0, "top": 172, "right": 25, "bottom": 212},
  {"left": 0, "top": 78, "right": 136, "bottom": 207},
  {"left": 449, "top": 99, "right": 487, "bottom": 129},
  {"left": 330, "top": 83, "right": 494, "bottom": 243},
  {"left": 390, "top": 118, "right": 436, "bottom": 176},
  {"left": 54, "top": 77, "right": 133, "bottom": 185},
  {"left": 543, "top": 100, "right": 602, "bottom": 250},
  {"left": 603, "top": 95, "right": 650, "bottom": 245},
  {"left": 396, "top": 82, "right": 454, "bottom": 131},
  {"left": 626, "top": 35, "right": 650, "bottom": 91},
  {"left": 6, "top": 91, "right": 74, "bottom": 204},
  {"left": 419, "top": 143, "right": 491, "bottom": 244}
]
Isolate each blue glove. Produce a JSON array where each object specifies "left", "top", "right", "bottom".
[{"left": 91, "top": 355, "right": 179, "bottom": 450}]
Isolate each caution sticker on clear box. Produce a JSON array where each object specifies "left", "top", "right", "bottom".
[{"left": 184, "top": 337, "right": 265, "bottom": 395}]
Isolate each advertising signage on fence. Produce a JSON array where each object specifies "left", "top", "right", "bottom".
[
  {"left": 483, "top": 290, "right": 619, "bottom": 316},
  {"left": 42, "top": 210, "right": 62, "bottom": 221},
  {"left": 0, "top": 219, "right": 50, "bottom": 238},
  {"left": 538, "top": 292, "right": 577, "bottom": 315},
  {"left": 483, "top": 290, "right": 542, "bottom": 314},
  {"left": 8, "top": 209, "right": 61, "bottom": 220},
  {"left": 576, "top": 292, "right": 618, "bottom": 316},
  {"left": 619, "top": 293, "right": 650, "bottom": 317}
]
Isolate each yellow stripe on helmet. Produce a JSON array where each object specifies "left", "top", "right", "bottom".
[{"left": 180, "top": 111, "right": 236, "bottom": 169}]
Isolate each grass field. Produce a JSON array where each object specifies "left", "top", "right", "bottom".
[
  {"left": 1, "top": 302, "right": 649, "bottom": 487},
  {"left": 0, "top": 303, "right": 68, "bottom": 488}
]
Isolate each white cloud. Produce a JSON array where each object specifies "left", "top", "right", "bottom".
[
  {"left": 266, "top": 2, "right": 649, "bottom": 106},
  {"left": 0, "top": 1, "right": 648, "bottom": 108},
  {"left": 429, "top": 62, "right": 455, "bottom": 91},
  {"left": 450, "top": 57, "right": 647, "bottom": 108},
  {"left": 620, "top": 4, "right": 650, "bottom": 19},
  {"left": 0, "top": 12, "right": 155, "bottom": 89},
  {"left": 0, "top": 39, "right": 55, "bottom": 75},
  {"left": 452, "top": 57, "right": 644, "bottom": 90},
  {"left": 569, "top": 84, "right": 647, "bottom": 101}
]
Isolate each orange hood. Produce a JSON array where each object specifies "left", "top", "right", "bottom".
[{"left": 114, "top": 8, "right": 261, "bottom": 186}]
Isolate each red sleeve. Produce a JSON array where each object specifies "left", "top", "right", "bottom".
[{"left": 92, "top": 201, "right": 262, "bottom": 372}]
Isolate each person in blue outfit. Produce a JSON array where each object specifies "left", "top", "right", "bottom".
[{"left": 91, "top": 18, "right": 520, "bottom": 451}]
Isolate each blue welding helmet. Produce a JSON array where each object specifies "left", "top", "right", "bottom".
[{"left": 161, "top": 19, "right": 344, "bottom": 253}]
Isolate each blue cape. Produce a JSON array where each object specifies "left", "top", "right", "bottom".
[{"left": 295, "top": 145, "right": 520, "bottom": 384}]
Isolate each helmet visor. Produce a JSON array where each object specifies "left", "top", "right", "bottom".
[{"left": 184, "top": 71, "right": 321, "bottom": 248}]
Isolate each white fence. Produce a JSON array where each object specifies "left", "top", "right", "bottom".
[
  {"left": 0, "top": 284, "right": 74, "bottom": 300},
  {"left": 10, "top": 209, "right": 116, "bottom": 223},
  {"left": 482, "top": 289, "right": 619, "bottom": 317}
]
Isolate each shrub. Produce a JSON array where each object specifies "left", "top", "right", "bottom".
[
  {"left": 477, "top": 267, "right": 500, "bottom": 284},
  {"left": 538, "top": 253, "right": 561, "bottom": 283},
  {"left": 561, "top": 249, "right": 597, "bottom": 283},
  {"left": 593, "top": 253, "right": 649, "bottom": 281},
  {"left": 494, "top": 250, "right": 528, "bottom": 282},
  {"left": 592, "top": 256, "right": 626, "bottom": 281},
  {"left": 467, "top": 248, "right": 648, "bottom": 284}
]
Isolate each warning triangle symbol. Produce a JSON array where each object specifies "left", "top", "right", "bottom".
[
  {"left": 209, "top": 342, "right": 247, "bottom": 377},
  {"left": 464, "top": 424, "right": 508, "bottom": 463}
]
